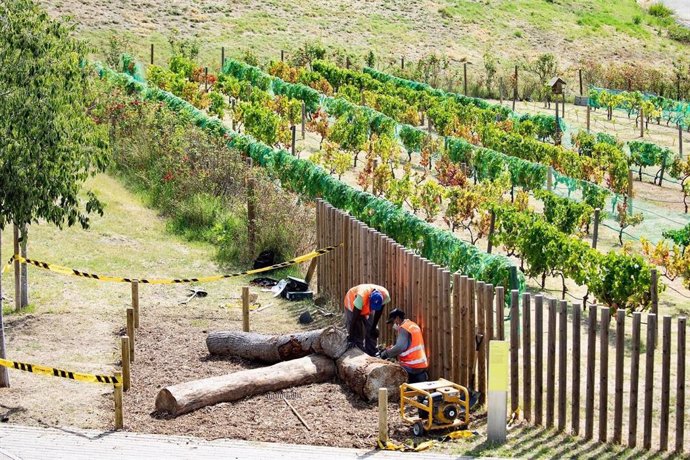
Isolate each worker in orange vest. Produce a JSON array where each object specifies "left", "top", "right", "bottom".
[
  {"left": 343, "top": 284, "right": 391, "bottom": 356},
  {"left": 379, "top": 308, "right": 428, "bottom": 383}
]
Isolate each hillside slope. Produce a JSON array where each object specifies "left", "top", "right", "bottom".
[{"left": 41, "top": 0, "right": 688, "bottom": 69}]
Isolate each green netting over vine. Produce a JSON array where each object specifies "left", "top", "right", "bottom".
[
  {"left": 589, "top": 86, "right": 690, "bottom": 129},
  {"left": 363, "top": 67, "right": 567, "bottom": 135},
  {"left": 98, "top": 63, "right": 524, "bottom": 293}
]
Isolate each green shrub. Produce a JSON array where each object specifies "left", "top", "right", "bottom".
[
  {"left": 170, "top": 193, "right": 225, "bottom": 239},
  {"left": 669, "top": 24, "right": 690, "bottom": 43},
  {"left": 649, "top": 3, "right": 673, "bottom": 18}
]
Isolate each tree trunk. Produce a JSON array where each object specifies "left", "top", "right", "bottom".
[
  {"left": 336, "top": 348, "right": 408, "bottom": 402},
  {"left": 207, "top": 327, "right": 350, "bottom": 362},
  {"left": 20, "top": 225, "right": 28, "bottom": 308},
  {"left": 0, "top": 228, "right": 10, "bottom": 387},
  {"left": 207, "top": 329, "right": 326, "bottom": 363},
  {"left": 155, "top": 354, "right": 336, "bottom": 416}
]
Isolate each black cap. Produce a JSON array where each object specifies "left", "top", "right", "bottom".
[{"left": 386, "top": 308, "right": 405, "bottom": 324}]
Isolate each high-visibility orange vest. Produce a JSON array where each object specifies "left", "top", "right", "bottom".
[
  {"left": 398, "top": 319, "right": 428, "bottom": 369},
  {"left": 343, "top": 284, "right": 389, "bottom": 317}
]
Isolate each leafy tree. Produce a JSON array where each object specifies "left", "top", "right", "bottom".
[
  {"left": 329, "top": 110, "right": 368, "bottom": 167},
  {"left": 0, "top": 0, "right": 110, "bottom": 386}
]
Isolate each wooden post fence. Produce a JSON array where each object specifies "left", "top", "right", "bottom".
[
  {"left": 572, "top": 303, "right": 581, "bottom": 435},
  {"left": 599, "top": 307, "right": 610, "bottom": 443},
  {"left": 613, "top": 309, "right": 625, "bottom": 444},
  {"left": 546, "top": 298, "right": 556, "bottom": 428},
  {"left": 628, "top": 312, "right": 641, "bottom": 448},
  {"left": 121, "top": 336, "right": 130, "bottom": 392},
  {"left": 643, "top": 314, "right": 656, "bottom": 450},
  {"left": 131, "top": 281, "right": 140, "bottom": 329},
  {"left": 522, "top": 293, "right": 531, "bottom": 421},
  {"left": 126, "top": 307, "right": 134, "bottom": 363},
  {"left": 558, "top": 300, "right": 567, "bottom": 432},
  {"left": 534, "top": 295, "right": 544, "bottom": 426},
  {"left": 242, "top": 286, "right": 250, "bottom": 332},
  {"left": 584, "top": 305, "right": 597, "bottom": 440},
  {"left": 510, "top": 290, "right": 519, "bottom": 415}
]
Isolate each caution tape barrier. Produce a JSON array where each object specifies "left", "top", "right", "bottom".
[
  {"left": 0, "top": 245, "right": 340, "bottom": 284},
  {"left": 0, "top": 358, "right": 121, "bottom": 387}
]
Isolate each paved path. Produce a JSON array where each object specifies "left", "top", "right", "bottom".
[{"left": 0, "top": 424, "right": 502, "bottom": 460}]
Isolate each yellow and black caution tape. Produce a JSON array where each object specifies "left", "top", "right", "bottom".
[
  {"left": 0, "top": 244, "right": 340, "bottom": 284},
  {"left": 0, "top": 358, "right": 121, "bottom": 387},
  {"left": 376, "top": 439, "right": 435, "bottom": 452}
]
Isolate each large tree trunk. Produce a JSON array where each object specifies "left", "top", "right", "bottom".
[
  {"left": 0, "top": 228, "right": 10, "bottom": 387},
  {"left": 206, "top": 326, "right": 350, "bottom": 362},
  {"left": 336, "top": 348, "right": 407, "bottom": 402},
  {"left": 155, "top": 354, "right": 335, "bottom": 416},
  {"left": 206, "top": 329, "right": 326, "bottom": 363}
]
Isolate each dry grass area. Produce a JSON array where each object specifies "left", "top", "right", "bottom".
[{"left": 39, "top": 0, "right": 688, "bottom": 71}]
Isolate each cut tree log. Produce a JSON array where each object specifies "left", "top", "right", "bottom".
[
  {"left": 337, "top": 348, "right": 408, "bottom": 402},
  {"left": 206, "top": 326, "right": 349, "bottom": 362},
  {"left": 206, "top": 329, "right": 326, "bottom": 363},
  {"left": 155, "top": 354, "right": 335, "bottom": 416}
]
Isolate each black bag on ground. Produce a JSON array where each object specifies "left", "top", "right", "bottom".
[{"left": 253, "top": 250, "right": 275, "bottom": 269}]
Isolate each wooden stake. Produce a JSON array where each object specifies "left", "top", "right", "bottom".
[
  {"left": 510, "top": 290, "right": 519, "bottom": 415},
  {"left": 651, "top": 269, "right": 658, "bottom": 346},
  {"left": 291, "top": 125, "right": 296, "bottom": 156},
  {"left": 534, "top": 295, "right": 544, "bottom": 426},
  {"left": 131, "top": 281, "right": 140, "bottom": 329},
  {"left": 522, "top": 293, "right": 531, "bottom": 420},
  {"left": 512, "top": 65, "right": 518, "bottom": 111},
  {"left": 572, "top": 303, "right": 581, "bottom": 435},
  {"left": 301, "top": 101, "right": 306, "bottom": 140},
  {"left": 242, "top": 287, "right": 250, "bottom": 332},
  {"left": 660, "top": 315, "right": 671, "bottom": 451},
  {"left": 478, "top": 281, "right": 487, "bottom": 404},
  {"left": 281, "top": 50, "right": 284, "bottom": 62},
  {"left": 640, "top": 107, "right": 644, "bottom": 138},
  {"left": 487, "top": 210, "right": 496, "bottom": 254},
  {"left": 121, "top": 336, "right": 131, "bottom": 392},
  {"left": 679, "top": 124, "right": 684, "bottom": 159},
  {"left": 558, "top": 300, "right": 567, "bottom": 432},
  {"left": 114, "top": 371, "right": 123, "bottom": 430},
  {"left": 495, "top": 286, "right": 505, "bottom": 340},
  {"left": 643, "top": 314, "right": 656, "bottom": 450},
  {"left": 584, "top": 305, "right": 597, "bottom": 440},
  {"left": 150, "top": 44, "right": 154, "bottom": 65},
  {"left": 546, "top": 298, "right": 556, "bottom": 428},
  {"left": 305, "top": 258, "right": 318, "bottom": 285},
  {"left": 221, "top": 46, "right": 225, "bottom": 68},
  {"left": 579, "top": 68, "right": 583, "bottom": 96},
  {"left": 586, "top": 105, "right": 591, "bottom": 133},
  {"left": 378, "top": 387, "right": 388, "bottom": 443},
  {"left": 126, "top": 308, "right": 134, "bottom": 363},
  {"left": 599, "top": 307, "right": 610, "bottom": 443},
  {"left": 613, "top": 310, "right": 625, "bottom": 444},
  {"left": 463, "top": 62, "right": 468, "bottom": 96},
  {"left": 676, "top": 317, "right": 686, "bottom": 453},
  {"left": 284, "top": 395, "right": 311, "bottom": 431},
  {"left": 628, "top": 312, "right": 641, "bottom": 448}
]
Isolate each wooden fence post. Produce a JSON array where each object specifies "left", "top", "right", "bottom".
[
  {"left": 468, "top": 278, "right": 477, "bottom": 388},
  {"left": 453, "top": 273, "right": 462, "bottom": 385},
  {"left": 586, "top": 105, "right": 591, "bottom": 132},
  {"left": 676, "top": 317, "right": 687, "bottom": 453},
  {"left": 242, "top": 286, "right": 250, "bottom": 332},
  {"left": 584, "top": 305, "right": 597, "bottom": 440},
  {"left": 496, "top": 286, "right": 505, "bottom": 340},
  {"left": 599, "top": 307, "right": 610, "bottom": 443},
  {"left": 534, "top": 295, "right": 544, "bottom": 426},
  {"left": 378, "top": 387, "right": 388, "bottom": 443},
  {"left": 126, "top": 307, "right": 134, "bottom": 363},
  {"left": 131, "top": 281, "right": 140, "bottom": 329},
  {"left": 291, "top": 125, "right": 296, "bottom": 156},
  {"left": 522, "top": 293, "right": 531, "bottom": 421},
  {"left": 558, "top": 300, "right": 567, "bottom": 432},
  {"left": 546, "top": 298, "right": 556, "bottom": 428},
  {"left": 613, "top": 310, "right": 625, "bottom": 444},
  {"left": 628, "top": 312, "right": 642, "bottom": 448},
  {"left": 510, "top": 290, "right": 519, "bottom": 415},
  {"left": 487, "top": 210, "right": 496, "bottom": 254},
  {"left": 443, "top": 270, "right": 452, "bottom": 379},
  {"left": 572, "top": 303, "right": 581, "bottom": 435},
  {"left": 114, "top": 371, "right": 123, "bottom": 430},
  {"left": 301, "top": 101, "right": 306, "bottom": 140},
  {"left": 460, "top": 276, "right": 468, "bottom": 386},
  {"left": 221, "top": 46, "right": 225, "bottom": 68},
  {"left": 679, "top": 124, "right": 684, "bottom": 159},
  {"left": 121, "top": 336, "right": 130, "bottom": 392},
  {"left": 150, "top": 44, "right": 154, "bottom": 65},
  {"left": 478, "top": 282, "right": 487, "bottom": 404},
  {"left": 643, "top": 313, "right": 657, "bottom": 450},
  {"left": 651, "top": 269, "right": 658, "bottom": 346},
  {"left": 512, "top": 65, "right": 518, "bottom": 111},
  {"left": 660, "top": 316, "right": 672, "bottom": 451}
]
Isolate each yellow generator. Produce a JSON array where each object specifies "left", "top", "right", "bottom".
[{"left": 400, "top": 379, "right": 472, "bottom": 436}]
